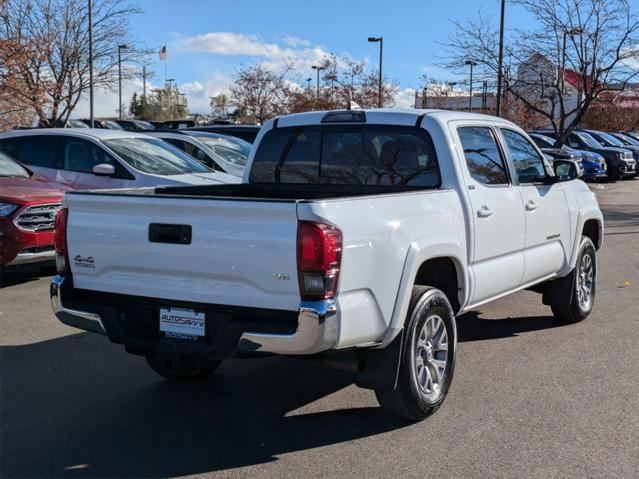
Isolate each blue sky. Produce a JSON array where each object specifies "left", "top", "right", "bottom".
[{"left": 77, "top": 0, "right": 538, "bottom": 116}]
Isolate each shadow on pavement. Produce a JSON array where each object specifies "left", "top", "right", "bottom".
[
  {"left": 0, "top": 264, "right": 54, "bottom": 289},
  {"left": 457, "top": 311, "right": 564, "bottom": 342},
  {"left": 0, "top": 332, "right": 407, "bottom": 478}
]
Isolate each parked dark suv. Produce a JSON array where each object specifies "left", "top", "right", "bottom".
[{"left": 532, "top": 129, "right": 635, "bottom": 180}]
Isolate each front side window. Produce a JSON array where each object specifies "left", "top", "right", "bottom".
[
  {"left": 458, "top": 127, "right": 509, "bottom": 185},
  {"left": 62, "top": 138, "right": 116, "bottom": 173},
  {"left": 501, "top": 129, "right": 546, "bottom": 183},
  {"left": 250, "top": 125, "right": 439, "bottom": 188},
  {"left": 103, "top": 138, "right": 210, "bottom": 175}
]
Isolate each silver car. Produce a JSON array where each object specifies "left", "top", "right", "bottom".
[
  {"left": 0, "top": 129, "right": 239, "bottom": 190},
  {"left": 146, "top": 130, "right": 250, "bottom": 177}
]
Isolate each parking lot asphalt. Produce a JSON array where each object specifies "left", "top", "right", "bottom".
[{"left": 1, "top": 180, "right": 638, "bottom": 479}]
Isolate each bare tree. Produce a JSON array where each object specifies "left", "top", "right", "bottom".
[
  {"left": 0, "top": 0, "right": 146, "bottom": 127},
  {"left": 229, "top": 62, "right": 292, "bottom": 124},
  {"left": 444, "top": 0, "right": 639, "bottom": 145}
]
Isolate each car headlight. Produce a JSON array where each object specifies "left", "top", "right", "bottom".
[{"left": 0, "top": 202, "right": 19, "bottom": 217}]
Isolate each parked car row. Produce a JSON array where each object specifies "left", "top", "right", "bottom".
[
  {"left": 529, "top": 128, "right": 638, "bottom": 181},
  {"left": 42, "top": 118, "right": 263, "bottom": 143}
]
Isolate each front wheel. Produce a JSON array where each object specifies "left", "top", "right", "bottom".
[
  {"left": 551, "top": 236, "right": 597, "bottom": 323},
  {"left": 375, "top": 286, "right": 457, "bottom": 421},
  {"left": 145, "top": 354, "right": 221, "bottom": 382}
]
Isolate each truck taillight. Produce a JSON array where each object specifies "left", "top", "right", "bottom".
[
  {"left": 297, "top": 221, "right": 342, "bottom": 301},
  {"left": 54, "top": 208, "right": 69, "bottom": 274}
]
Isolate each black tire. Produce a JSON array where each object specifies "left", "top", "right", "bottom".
[
  {"left": 375, "top": 286, "right": 457, "bottom": 421},
  {"left": 145, "top": 354, "right": 221, "bottom": 382},
  {"left": 551, "top": 236, "right": 597, "bottom": 323}
]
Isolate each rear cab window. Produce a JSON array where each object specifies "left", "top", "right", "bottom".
[{"left": 250, "top": 125, "right": 440, "bottom": 188}]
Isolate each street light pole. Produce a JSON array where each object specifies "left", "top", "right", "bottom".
[
  {"left": 368, "top": 37, "right": 383, "bottom": 108},
  {"left": 117, "top": 44, "right": 128, "bottom": 120},
  {"left": 465, "top": 60, "right": 477, "bottom": 111},
  {"left": 496, "top": 0, "right": 506, "bottom": 117},
  {"left": 562, "top": 27, "right": 583, "bottom": 93},
  {"left": 88, "top": 0, "right": 94, "bottom": 127},
  {"left": 311, "top": 65, "right": 324, "bottom": 103}
]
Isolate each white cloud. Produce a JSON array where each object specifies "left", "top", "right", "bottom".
[
  {"left": 180, "top": 72, "right": 233, "bottom": 113},
  {"left": 178, "top": 32, "right": 334, "bottom": 73},
  {"left": 72, "top": 78, "right": 157, "bottom": 119},
  {"left": 281, "top": 35, "right": 311, "bottom": 47},
  {"left": 393, "top": 87, "right": 417, "bottom": 109}
]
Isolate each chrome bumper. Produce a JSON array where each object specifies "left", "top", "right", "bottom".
[
  {"left": 50, "top": 275, "right": 338, "bottom": 355},
  {"left": 238, "top": 299, "right": 338, "bottom": 355},
  {"left": 7, "top": 249, "right": 55, "bottom": 266},
  {"left": 50, "top": 276, "right": 106, "bottom": 335}
]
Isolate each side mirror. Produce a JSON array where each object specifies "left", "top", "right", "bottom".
[
  {"left": 92, "top": 163, "right": 116, "bottom": 176},
  {"left": 553, "top": 159, "right": 579, "bottom": 182}
]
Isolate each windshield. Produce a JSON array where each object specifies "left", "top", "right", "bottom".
[
  {"left": 596, "top": 132, "right": 624, "bottom": 147},
  {"left": 103, "top": 138, "right": 210, "bottom": 175},
  {"left": 576, "top": 132, "right": 602, "bottom": 148},
  {"left": 134, "top": 120, "right": 155, "bottom": 130},
  {"left": 618, "top": 133, "right": 639, "bottom": 146},
  {"left": 0, "top": 152, "right": 30, "bottom": 178},
  {"left": 104, "top": 121, "right": 124, "bottom": 130},
  {"left": 530, "top": 134, "right": 554, "bottom": 148},
  {"left": 198, "top": 136, "right": 251, "bottom": 167}
]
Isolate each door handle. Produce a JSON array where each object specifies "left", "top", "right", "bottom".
[
  {"left": 477, "top": 206, "right": 494, "bottom": 218},
  {"left": 525, "top": 201, "right": 538, "bottom": 211}
]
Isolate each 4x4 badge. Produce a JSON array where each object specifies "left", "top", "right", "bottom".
[{"left": 74, "top": 255, "right": 96, "bottom": 269}]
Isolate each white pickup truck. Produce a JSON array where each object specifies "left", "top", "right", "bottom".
[{"left": 50, "top": 109, "right": 603, "bottom": 420}]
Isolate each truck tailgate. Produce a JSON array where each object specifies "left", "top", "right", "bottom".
[{"left": 65, "top": 193, "right": 300, "bottom": 311}]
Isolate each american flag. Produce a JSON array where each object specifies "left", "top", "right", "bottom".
[{"left": 158, "top": 45, "right": 166, "bottom": 61}]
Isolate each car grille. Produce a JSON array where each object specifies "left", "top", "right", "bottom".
[{"left": 14, "top": 203, "right": 62, "bottom": 232}]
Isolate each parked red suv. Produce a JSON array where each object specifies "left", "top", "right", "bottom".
[{"left": 0, "top": 152, "right": 67, "bottom": 267}]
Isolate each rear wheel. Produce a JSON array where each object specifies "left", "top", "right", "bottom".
[
  {"left": 375, "top": 286, "right": 456, "bottom": 421},
  {"left": 145, "top": 354, "right": 221, "bottom": 382},
  {"left": 551, "top": 236, "right": 596, "bottom": 323}
]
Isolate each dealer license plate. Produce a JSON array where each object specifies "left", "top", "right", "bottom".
[{"left": 159, "top": 307, "right": 206, "bottom": 339}]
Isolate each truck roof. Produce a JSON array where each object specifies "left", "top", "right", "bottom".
[{"left": 272, "top": 108, "right": 517, "bottom": 129}]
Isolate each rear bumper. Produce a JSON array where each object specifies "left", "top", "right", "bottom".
[{"left": 50, "top": 275, "right": 338, "bottom": 356}]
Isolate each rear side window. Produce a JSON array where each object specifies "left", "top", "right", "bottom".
[
  {"left": 17, "top": 136, "right": 60, "bottom": 168},
  {"left": 250, "top": 125, "right": 440, "bottom": 188},
  {"left": 458, "top": 127, "right": 509, "bottom": 185}
]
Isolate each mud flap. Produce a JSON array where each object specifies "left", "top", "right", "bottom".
[
  {"left": 355, "top": 330, "right": 404, "bottom": 391},
  {"left": 542, "top": 269, "right": 575, "bottom": 306}
]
